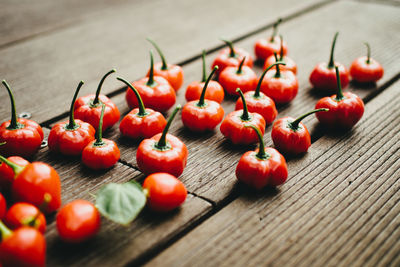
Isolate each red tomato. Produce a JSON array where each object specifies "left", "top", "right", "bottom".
[
  {"left": 349, "top": 43, "right": 383, "bottom": 83},
  {"left": 4, "top": 203, "right": 46, "bottom": 233},
  {"left": 143, "top": 173, "right": 187, "bottom": 212},
  {"left": 56, "top": 199, "right": 101, "bottom": 243}
]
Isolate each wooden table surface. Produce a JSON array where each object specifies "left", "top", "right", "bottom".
[{"left": 1, "top": 0, "right": 399, "bottom": 266}]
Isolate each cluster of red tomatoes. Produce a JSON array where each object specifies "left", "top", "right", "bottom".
[{"left": 0, "top": 18, "right": 383, "bottom": 266}]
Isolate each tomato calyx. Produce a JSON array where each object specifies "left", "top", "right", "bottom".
[
  {"left": 254, "top": 61, "right": 286, "bottom": 98},
  {"left": 221, "top": 39, "right": 237, "bottom": 58},
  {"left": 327, "top": 32, "right": 339, "bottom": 69},
  {"left": 146, "top": 51, "right": 159, "bottom": 88},
  {"left": 117, "top": 77, "right": 149, "bottom": 117},
  {"left": 269, "top": 18, "right": 282, "bottom": 43},
  {"left": 154, "top": 105, "right": 181, "bottom": 150},
  {"left": 288, "top": 108, "right": 329, "bottom": 131},
  {"left": 147, "top": 38, "right": 169, "bottom": 71},
  {"left": 91, "top": 69, "right": 116, "bottom": 107},
  {"left": 197, "top": 66, "right": 219, "bottom": 108},
  {"left": 245, "top": 124, "right": 270, "bottom": 160},
  {"left": 2, "top": 80, "right": 25, "bottom": 131}
]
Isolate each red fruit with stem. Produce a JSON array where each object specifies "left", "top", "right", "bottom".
[
  {"left": 137, "top": 105, "right": 188, "bottom": 177},
  {"left": 271, "top": 108, "right": 328, "bottom": 155},
  {"left": 56, "top": 199, "right": 101, "bottom": 243},
  {"left": 212, "top": 39, "right": 253, "bottom": 75},
  {"left": 74, "top": 69, "right": 120, "bottom": 131},
  {"left": 310, "top": 32, "right": 350, "bottom": 93},
  {"left": 143, "top": 173, "right": 187, "bottom": 212},
  {"left": 264, "top": 35, "right": 297, "bottom": 74},
  {"left": 315, "top": 66, "right": 364, "bottom": 129},
  {"left": 235, "top": 62, "right": 284, "bottom": 124},
  {"left": 182, "top": 66, "right": 224, "bottom": 132},
  {"left": 219, "top": 56, "right": 258, "bottom": 96},
  {"left": 254, "top": 18, "right": 288, "bottom": 61},
  {"left": 146, "top": 38, "right": 184, "bottom": 91},
  {"left": 82, "top": 104, "right": 120, "bottom": 170},
  {"left": 0, "top": 156, "right": 29, "bottom": 191},
  {"left": 0, "top": 80, "right": 44, "bottom": 158},
  {"left": 260, "top": 53, "right": 298, "bottom": 104},
  {"left": 4, "top": 202, "right": 46, "bottom": 234},
  {"left": 350, "top": 42, "right": 383, "bottom": 83},
  {"left": 0, "top": 221, "right": 46, "bottom": 267},
  {"left": 185, "top": 50, "right": 224, "bottom": 103},
  {"left": 0, "top": 193, "right": 5, "bottom": 219},
  {"left": 118, "top": 77, "right": 167, "bottom": 139},
  {"left": 48, "top": 81, "right": 96, "bottom": 156},
  {"left": 127, "top": 51, "right": 176, "bottom": 113},
  {"left": 236, "top": 124, "right": 288, "bottom": 189},
  {"left": 220, "top": 89, "right": 266, "bottom": 145}
]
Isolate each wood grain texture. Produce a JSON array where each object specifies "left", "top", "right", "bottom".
[
  {"left": 145, "top": 80, "right": 400, "bottom": 267},
  {"left": 92, "top": 0, "right": 400, "bottom": 204},
  {"left": 0, "top": 0, "right": 328, "bottom": 125}
]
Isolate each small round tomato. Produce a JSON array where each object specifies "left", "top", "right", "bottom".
[
  {"left": 5, "top": 202, "right": 46, "bottom": 233},
  {"left": 143, "top": 173, "right": 187, "bottom": 212},
  {"left": 56, "top": 199, "right": 101, "bottom": 243}
]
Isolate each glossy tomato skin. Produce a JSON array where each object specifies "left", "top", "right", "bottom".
[
  {"left": 260, "top": 70, "right": 298, "bottom": 104},
  {"left": 56, "top": 199, "right": 101, "bottom": 243},
  {"left": 218, "top": 66, "right": 258, "bottom": 96},
  {"left": 235, "top": 91, "right": 277, "bottom": 125},
  {"left": 264, "top": 55, "right": 297, "bottom": 74},
  {"left": 236, "top": 147, "right": 288, "bottom": 189},
  {"left": 315, "top": 92, "right": 364, "bottom": 129},
  {"left": 82, "top": 139, "right": 120, "bottom": 170},
  {"left": 0, "top": 118, "right": 44, "bottom": 158},
  {"left": 220, "top": 110, "right": 266, "bottom": 145},
  {"left": 271, "top": 117, "right": 311, "bottom": 155},
  {"left": 0, "top": 192, "right": 6, "bottom": 219},
  {"left": 349, "top": 56, "right": 383, "bottom": 83},
  {"left": 48, "top": 120, "right": 95, "bottom": 156},
  {"left": 0, "top": 226, "right": 46, "bottom": 267},
  {"left": 137, "top": 133, "right": 188, "bottom": 177},
  {"left": 127, "top": 76, "right": 176, "bottom": 113},
  {"left": 254, "top": 36, "right": 288, "bottom": 61},
  {"left": 185, "top": 80, "right": 224, "bottom": 103},
  {"left": 74, "top": 94, "right": 120, "bottom": 131},
  {"left": 120, "top": 108, "right": 167, "bottom": 139},
  {"left": 310, "top": 63, "right": 350, "bottom": 93},
  {"left": 212, "top": 48, "right": 253, "bottom": 75},
  {"left": 12, "top": 162, "right": 61, "bottom": 214},
  {"left": 147, "top": 63, "right": 184, "bottom": 91},
  {"left": 0, "top": 156, "right": 29, "bottom": 191},
  {"left": 143, "top": 173, "right": 187, "bottom": 212},
  {"left": 181, "top": 100, "right": 224, "bottom": 132},
  {"left": 5, "top": 203, "right": 46, "bottom": 233}
]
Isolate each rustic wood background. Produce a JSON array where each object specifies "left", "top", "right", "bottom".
[{"left": 0, "top": 0, "right": 399, "bottom": 266}]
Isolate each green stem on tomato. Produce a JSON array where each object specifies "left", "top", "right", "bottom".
[
  {"left": 197, "top": 66, "right": 218, "bottom": 107},
  {"left": 94, "top": 104, "right": 106, "bottom": 146},
  {"left": 201, "top": 50, "right": 207, "bottom": 82},
  {"left": 2, "top": 80, "right": 23, "bottom": 130},
  {"left": 270, "top": 18, "right": 282, "bottom": 42},
  {"left": 334, "top": 66, "right": 345, "bottom": 101},
  {"left": 245, "top": 124, "right": 269, "bottom": 159},
  {"left": 237, "top": 88, "right": 251, "bottom": 121},
  {"left": 0, "top": 220, "right": 13, "bottom": 240},
  {"left": 66, "top": 81, "right": 84, "bottom": 130},
  {"left": 155, "top": 105, "right": 181, "bottom": 150},
  {"left": 364, "top": 42, "right": 371, "bottom": 64},
  {"left": 147, "top": 38, "right": 168, "bottom": 70},
  {"left": 117, "top": 77, "right": 148, "bottom": 116},
  {"left": 254, "top": 62, "right": 286, "bottom": 98},
  {"left": 279, "top": 35, "right": 284, "bottom": 60},
  {"left": 273, "top": 52, "right": 282, "bottom": 78},
  {"left": 0, "top": 155, "right": 25, "bottom": 176},
  {"left": 236, "top": 57, "right": 246, "bottom": 75},
  {"left": 93, "top": 69, "right": 116, "bottom": 105},
  {"left": 289, "top": 108, "right": 329, "bottom": 131},
  {"left": 328, "top": 32, "right": 339, "bottom": 69},
  {"left": 221, "top": 39, "right": 236, "bottom": 58},
  {"left": 147, "top": 51, "right": 157, "bottom": 87}
]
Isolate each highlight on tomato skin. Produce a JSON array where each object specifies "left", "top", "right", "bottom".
[{"left": 142, "top": 173, "right": 187, "bottom": 212}]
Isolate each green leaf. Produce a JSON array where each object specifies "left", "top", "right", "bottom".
[{"left": 95, "top": 180, "right": 146, "bottom": 225}]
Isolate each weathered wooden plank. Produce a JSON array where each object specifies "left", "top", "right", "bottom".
[
  {"left": 0, "top": 0, "right": 329, "bottom": 125},
  {"left": 27, "top": 129, "right": 213, "bottom": 266},
  {"left": 144, "top": 79, "right": 400, "bottom": 266},
  {"left": 90, "top": 0, "right": 400, "bottom": 205}
]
